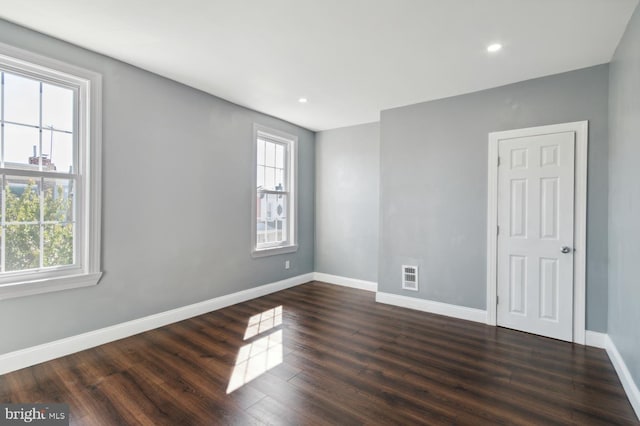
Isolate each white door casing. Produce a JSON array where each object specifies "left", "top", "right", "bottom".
[
  {"left": 486, "top": 121, "right": 588, "bottom": 344},
  {"left": 497, "top": 133, "right": 575, "bottom": 341}
]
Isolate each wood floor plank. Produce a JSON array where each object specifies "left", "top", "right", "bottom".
[{"left": 0, "top": 281, "right": 637, "bottom": 425}]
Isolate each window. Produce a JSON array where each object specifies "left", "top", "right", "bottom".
[
  {"left": 0, "top": 43, "right": 102, "bottom": 299},
  {"left": 252, "top": 124, "right": 297, "bottom": 256}
]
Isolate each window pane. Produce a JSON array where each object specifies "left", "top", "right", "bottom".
[
  {"left": 276, "top": 220, "right": 284, "bottom": 242},
  {"left": 5, "top": 224, "right": 39, "bottom": 271},
  {"left": 256, "top": 193, "right": 287, "bottom": 246},
  {"left": 256, "top": 165, "right": 265, "bottom": 189},
  {"left": 43, "top": 223, "right": 73, "bottom": 267},
  {"left": 265, "top": 141, "right": 276, "bottom": 168},
  {"left": 43, "top": 178, "right": 74, "bottom": 222},
  {"left": 272, "top": 193, "right": 287, "bottom": 243},
  {"left": 4, "top": 73, "right": 40, "bottom": 126},
  {"left": 273, "top": 194, "right": 287, "bottom": 220},
  {"left": 265, "top": 167, "right": 275, "bottom": 190},
  {"left": 4, "top": 177, "right": 40, "bottom": 223},
  {"left": 275, "top": 144, "right": 284, "bottom": 169},
  {"left": 4, "top": 123, "right": 40, "bottom": 167},
  {"left": 41, "top": 129, "right": 74, "bottom": 173},
  {"left": 257, "top": 138, "right": 265, "bottom": 166},
  {"left": 256, "top": 192, "right": 267, "bottom": 244},
  {"left": 275, "top": 169, "right": 284, "bottom": 191},
  {"left": 42, "top": 83, "right": 73, "bottom": 132}
]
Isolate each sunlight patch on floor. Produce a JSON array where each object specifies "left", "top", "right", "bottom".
[
  {"left": 244, "top": 306, "right": 283, "bottom": 340},
  {"left": 227, "top": 306, "right": 284, "bottom": 394}
]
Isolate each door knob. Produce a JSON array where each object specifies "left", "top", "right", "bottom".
[{"left": 561, "top": 246, "right": 572, "bottom": 254}]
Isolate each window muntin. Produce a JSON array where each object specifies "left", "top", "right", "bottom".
[{"left": 253, "top": 126, "right": 297, "bottom": 255}]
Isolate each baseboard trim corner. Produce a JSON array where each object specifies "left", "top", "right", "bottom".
[
  {"left": 375, "top": 291, "right": 487, "bottom": 324},
  {"left": 313, "top": 272, "right": 377, "bottom": 292},
  {"left": 585, "top": 330, "right": 607, "bottom": 348},
  {"left": 604, "top": 335, "right": 640, "bottom": 420},
  {"left": 0, "top": 272, "right": 314, "bottom": 375}
]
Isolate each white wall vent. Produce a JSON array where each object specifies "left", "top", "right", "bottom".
[{"left": 402, "top": 265, "right": 418, "bottom": 291}]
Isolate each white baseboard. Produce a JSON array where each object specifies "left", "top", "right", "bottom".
[
  {"left": 585, "top": 330, "right": 607, "bottom": 348},
  {"left": 375, "top": 291, "right": 487, "bottom": 324},
  {"left": 604, "top": 335, "right": 640, "bottom": 420},
  {"left": 0, "top": 272, "right": 314, "bottom": 375},
  {"left": 313, "top": 272, "right": 377, "bottom": 292}
]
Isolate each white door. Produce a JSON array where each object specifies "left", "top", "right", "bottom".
[{"left": 497, "top": 131, "right": 575, "bottom": 341}]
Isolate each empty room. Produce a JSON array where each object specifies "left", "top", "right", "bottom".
[{"left": 0, "top": 0, "right": 639, "bottom": 424}]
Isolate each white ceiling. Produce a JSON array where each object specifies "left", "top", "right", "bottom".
[{"left": 0, "top": 0, "right": 637, "bottom": 131}]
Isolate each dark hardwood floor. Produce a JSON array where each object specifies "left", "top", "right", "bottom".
[{"left": 1, "top": 281, "right": 637, "bottom": 425}]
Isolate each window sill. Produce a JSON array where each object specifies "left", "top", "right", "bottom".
[
  {"left": 0, "top": 272, "right": 103, "bottom": 300},
  {"left": 252, "top": 244, "right": 298, "bottom": 258}
]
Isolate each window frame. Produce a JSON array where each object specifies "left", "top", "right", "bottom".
[
  {"left": 251, "top": 124, "right": 298, "bottom": 257},
  {"left": 0, "top": 42, "right": 102, "bottom": 300}
]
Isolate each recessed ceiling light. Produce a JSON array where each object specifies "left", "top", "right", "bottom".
[
  {"left": 298, "top": 97, "right": 308, "bottom": 103},
  {"left": 487, "top": 43, "right": 502, "bottom": 53}
]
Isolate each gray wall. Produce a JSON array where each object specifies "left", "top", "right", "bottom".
[
  {"left": 608, "top": 2, "right": 640, "bottom": 390},
  {"left": 0, "top": 19, "right": 315, "bottom": 354},
  {"left": 379, "top": 65, "right": 609, "bottom": 332},
  {"left": 315, "top": 123, "right": 379, "bottom": 282}
]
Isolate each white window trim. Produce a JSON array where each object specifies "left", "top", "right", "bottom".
[
  {"left": 251, "top": 124, "right": 298, "bottom": 257},
  {"left": 0, "top": 42, "right": 102, "bottom": 300}
]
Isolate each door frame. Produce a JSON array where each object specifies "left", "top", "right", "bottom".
[{"left": 486, "top": 121, "right": 588, "bottom": 344}]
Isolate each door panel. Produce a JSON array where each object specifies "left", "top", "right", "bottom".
[
  {"left": 497, "top": 131, "right": 575, "bottom": 341},
  {"left": 510, "top": 179, "right": 527, "bottom": 237},
  {"left": 540, "top": 178, "right": 558, "bottom": 239},
  {"left": 509, "top": 255, "right": 526, "bottom": 314},
  {"left": 539, "top": 257, "right": 558, "bottom": 320}
]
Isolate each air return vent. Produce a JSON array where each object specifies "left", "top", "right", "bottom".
[{"left": 402, "top": 265, "right": 418, "bottom": 291}]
